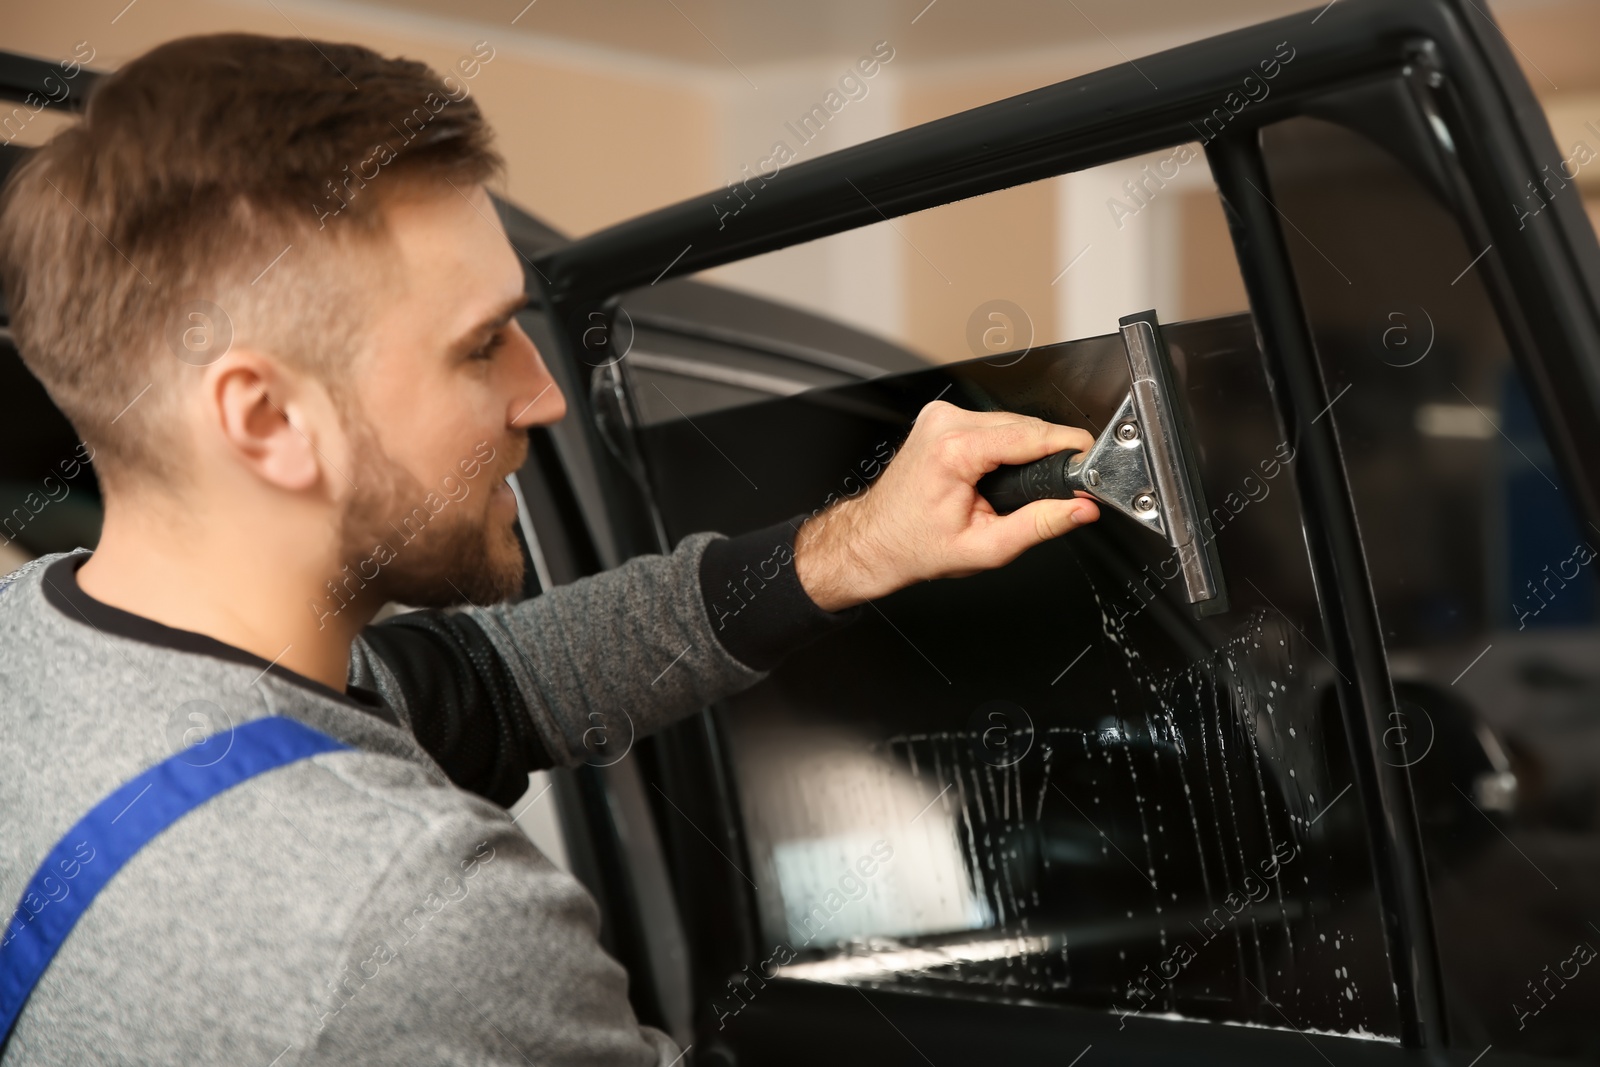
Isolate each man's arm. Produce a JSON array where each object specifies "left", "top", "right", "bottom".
[
  {"left": 351, "top": 401, "right": 1100, "bottom": 807},
  {"left": 350, "top": 517, "right": 855, "bottom": 806}
]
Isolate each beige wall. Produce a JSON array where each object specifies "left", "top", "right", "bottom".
[
  {"left": 887, "top": 59, "right": 1250, "bottom": 361},
  {"left": 899, "top": 74, "right": 1068, "bottom": 363},
  {"left": 873, "top": 8, "right": 1600, "bottom": 361},
  {"left": 4, "top": 0, "right": 1593, "bottom": 351},
  {"left": 1540, "top": 97, "right": 1600, "bottom": 247},
  {"left": 3, "top": 0, "right": 720, "bottom": 238}
]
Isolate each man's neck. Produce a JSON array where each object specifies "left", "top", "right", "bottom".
[{"left": 77, "top": 513, "right": 374, "bottom": 693}]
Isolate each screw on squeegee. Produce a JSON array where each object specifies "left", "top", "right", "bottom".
[
  {"left": 1117, "top": 421, "right": 1139, "bottom": 442},
  {"left": 1134, "top": 493, "right": 1156, "bottom": 513}
]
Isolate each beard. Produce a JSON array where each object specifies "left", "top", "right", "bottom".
[{"left": 333, "top": 404, "right": 528, "bottom": 612}]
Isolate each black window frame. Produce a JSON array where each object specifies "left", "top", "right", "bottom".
[{"left": 532, "top": 1, "right": 1600, "bottom": 1062}]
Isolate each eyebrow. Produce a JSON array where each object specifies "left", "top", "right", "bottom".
[{"left": 450, "top": 292, "right": 533, "bottom": 358}]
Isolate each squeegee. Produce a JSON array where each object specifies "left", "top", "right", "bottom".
[{"left": 977, "top": 310, "right": 1228, "bottom": 617}]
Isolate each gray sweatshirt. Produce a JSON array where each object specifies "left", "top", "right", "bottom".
[{"left": 0, "top": 524, "right": 846, "bottom": 1065}]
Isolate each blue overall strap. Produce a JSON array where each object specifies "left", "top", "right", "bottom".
[{"left": 0, "top": 715, "right": 349, "bottom": 1046}]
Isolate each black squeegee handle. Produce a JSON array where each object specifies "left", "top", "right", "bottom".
[{"left": 976, "top": 450, "right": 1086, "bottom": 515}]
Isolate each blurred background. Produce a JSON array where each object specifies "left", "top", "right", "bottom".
[{"left": 7, "top": 0, "right": 1597, "bottom": 361}]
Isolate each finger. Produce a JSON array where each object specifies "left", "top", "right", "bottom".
[
  {"left": 919, "top": 401, "right": 1071, "bottom": 435},
  {"left": 915, "top": 399, "right": 971, "bottom": 426},
  {"left": 919, "top": 405, "right": 1105, "bottom": 470},
  {"left": 958, "top": 417, "right": 1096, "bottom": 473},
  {"left": 974, "top": 498, "right": 1099, "bottom": 565}
]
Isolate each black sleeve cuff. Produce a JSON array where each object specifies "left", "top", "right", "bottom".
[{"left": 698, "top": 514, "right": 864, "bottom": 672}]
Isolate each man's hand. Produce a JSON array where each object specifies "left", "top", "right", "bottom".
[{"left": 793, "top": 400, "right": 1101, "bottom": 612}]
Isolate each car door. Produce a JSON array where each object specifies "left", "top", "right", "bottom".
[
  {"left": 1247, "top": 110, "right": 1600, "bottom": 1062},
  {"left": 535, "top": 1, "right": 1600, "bottom": 1064}
]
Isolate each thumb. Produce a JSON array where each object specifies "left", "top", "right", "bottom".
[{"left": 979, "top": 497, "right": 1100, "bottom": 566}]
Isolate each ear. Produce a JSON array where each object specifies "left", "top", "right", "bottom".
[{"left": 205, "top": 350, "right": 328, "bottom": 493}]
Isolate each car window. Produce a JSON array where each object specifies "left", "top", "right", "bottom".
[
  {"left": 632, "top": 153, "right": 1401, "bottom": 1039},
  {"left": 1262, "top": 115, "right": 1600, "bottom": 1061},
  {"left": 0, "top": 330, "right": 102, "bottom": 571},
  {"left": 620, "top": 145, "right": 1248, "bottom": 427},
  {"left": 614, "top": 277, "right": 935, "bottom": 426}
]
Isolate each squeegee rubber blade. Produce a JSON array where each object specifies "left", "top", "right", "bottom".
[{"left": 1118, "top": 309, "right": 1230, "bottom": 618}]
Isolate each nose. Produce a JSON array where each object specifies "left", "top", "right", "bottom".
[{"left": 507, "top": 320, "right": 567, "bottom": 429}]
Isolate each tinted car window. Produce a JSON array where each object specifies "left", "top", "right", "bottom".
[
  {"left": 1262, "top": 115, "right": 1600, "bottom": 1059},
  {"left": 639, "top": 296, "right": 1401, "bottom": 1037}
]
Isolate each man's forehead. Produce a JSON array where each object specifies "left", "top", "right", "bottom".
[{"left": 372, "top": 182, "right": 523, "bottom": 336}]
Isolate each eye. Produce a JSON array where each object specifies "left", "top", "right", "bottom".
[{"left": 468, "top": 331, "right": 507, "bottom": 362}]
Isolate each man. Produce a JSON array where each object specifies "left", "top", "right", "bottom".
[{"left": 0, "top": 33, "right": 1099, "bottom": 1065}]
